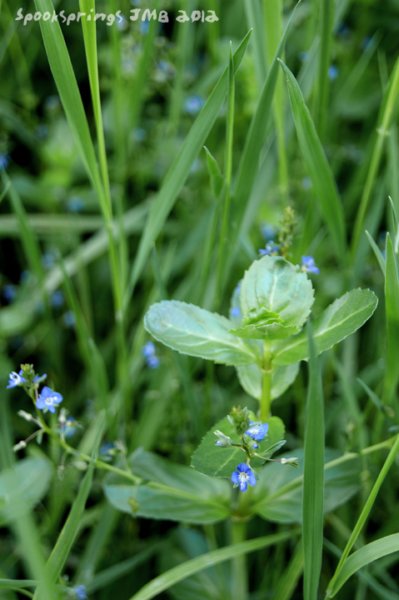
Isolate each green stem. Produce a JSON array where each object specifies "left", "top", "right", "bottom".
[
  {"left": 39, "top": 419, "right": 140, "bottom": 485},
  {"left": 260, "top": 344, "right": 272, "bottom": 420},
  {"left": 230, "top": 519, "right": 247, "bottom": 600}
]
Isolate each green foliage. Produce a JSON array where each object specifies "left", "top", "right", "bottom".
[
  {"left": 0, "top": 456, "right": 53, "bottom": 524},
  {"left": 104, "top": 449, "right": 230, "bottom": 524},
  {"left": 252, "top": 450, "right": 361, "bottom": 524},
  {"left": 191, "top": 415, "right": 285, "bottom": 477},
  {"left": 273, "top": 289, "right": 378, "bottom": 365},
  {"left": 144, "top": 300, "right": 257, "bottom": 366},
  {"left": 232, "top": 256, "right": 314, "bottom": 340}
]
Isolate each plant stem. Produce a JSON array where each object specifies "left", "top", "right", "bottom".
[
  {"left": 260, "top": 344, "right": 272, "bottom": 420},
  {"left": 230, "top": 518, "right": 247, "bottom": 600}
]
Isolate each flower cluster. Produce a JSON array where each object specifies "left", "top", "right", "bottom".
[
  {"left": 214, "top": 408, "right": 271, "bottom": 493},
  {"left": 142, "top": 341, "right": 160, "bottom": 369},
  {"left": 301, "top": 255, "right": 320, "bottom": 274},
  {"left": 6, "top": 364, "right": 63, "bottom": 415}
]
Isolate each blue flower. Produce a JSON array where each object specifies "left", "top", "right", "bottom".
[
  {"left": 231, "top": 463, "right": 256, "bottom": 492},
  {"left": 51, "top": 290, "right": 64, "bottom": 308},
  {"left": 184, "top": 95, "right": 205, "bottom": 116},
  {"left": 7, "top": 370, "right": 27, "bottom": 389},
  {"left": 36, "top": 386, "right": 63, "bottom": 414},
  {"left": 142, "top": 341, "right": 160, "bottom": 369},
  {"left": 230, "top": 306, "right": 241, "bottom": 319},
  {"left": 140, "top": 19, "right": 150, "bottom": 34},
  {"left": 67, "top": 196, "right": 85, "bottom": 213},
  {"left": 261, "top": 224, "right": 276, "bottom": 242},
  {"left": 301, "top": 255, "right": 320, "bottom": 274},
  {"left": 245, "top": 421, "right": 269, "bottom": 442},
  {"left": 62, "top": 417, "right": 78, "bottom": 438},
  {"left": 63, "top": 311, "right": 76, "bottom": 328},
  {"left": 3, "top": 284, "right": 17, "bottom": 302},
  {"left": 33, "top": 373, "right": 47, "bottom": 385},
  {"left": 259, "top": 241, "right": 280, "bottom": 256},
  {"left": 73, "top": 585, "right": 87, "bottom": 600},
  {"left": 328, "top": 65, "right": 339, "bottom": 80},
  {"left": 0, "top": 154, "right": 10, "bottom": 171}
]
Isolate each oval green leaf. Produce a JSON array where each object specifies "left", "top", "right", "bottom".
[
  {"left": 144, "top": 300, "right": 258, "bottom": 365},
  {"left": 273, "top": 289, "right": 378, "bottom": 365},
  {"left": 0, "top": 457, "right": 53, "bottom": 524},
  {"left": 235, "top": 256, "right": 314, "bottom": 340}
]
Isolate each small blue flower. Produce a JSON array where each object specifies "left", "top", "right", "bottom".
[
  {"left": 51, "top": 290, "right": 64, "bottom": 308},
  {"left": 230, "top": 306, "right": 241, "bottom": 319},
  {"left": 0, "top": 154, "right": 10, "bottom": 171},
  {"left": 245, "top": 421, "right": 269, "bottom": 442},
  {"left": 7, "top": 370, "right": 27, "bottom": 389},
  {"left": 142, "top": 341, "right": 160, "bottom": 369},
  {"left": 261, "top": 224, "right": 276, "bottom": 242},
  {"left": 140, "top": 19, "right": 150, "bottom": 34},
  {"left": 67, "top": 196, "right": 85, "bottom": 213},
  {"left": 231, "top": 463, "right": 256, "bottom": 492},
  {"left": 328, "top": 65, "right": 339, "bottom": 80},
  {"left": 302, "top": 176, "right": 312, "bottom": 190},
  {"left": 301, "top": 255, "right": 320, "bottom": 274},
  {"left": 3, "top": 284, "right": 17, "bottom": 302},
  {"left": 73, "top": 585, "right": 87, "bottom": 600},
  {"left": 184, "top": 95, "right": 204, "bottom": 116},
  {"left": 63, "top": 311, "right": 76, "bottom": 328},
  {"left": 36, "top": 386, "right": 63, "bottom": 414},
  {"left": 33, "top": 373, "right": 47, "bottom": 385},
  {"left": 259, "top": 241, "right": 280, "bottom": 256}
]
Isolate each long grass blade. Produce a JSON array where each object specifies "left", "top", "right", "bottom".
[
  {"left": 124, "top": 30, "right": 252, "bottom": 306},
  {"left": 129, "top": 530, "right": 296, "bottom": 600},
  {"left": 302, "top": 325, "right": 324, "bottom": 600},
  {"left": 326, "top": 434, "right": 399, "bottom": 597},
  {"left": 327, "top": 534, "right": 399, "bottom": 598},
  {"left": 279, "top": 60, "right": 346, "bottom": 260}
]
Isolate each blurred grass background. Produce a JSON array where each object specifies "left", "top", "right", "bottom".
[{"left": 1, "top": 0, "right": 399, "bottom": 598}]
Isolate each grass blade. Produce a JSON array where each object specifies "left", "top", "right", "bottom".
[
  {"left": 124, "top": 30, "right": 252, "bottom": 306},
  {"left": 383, "top": 234, "right": 399, "bottom": 405},
  {"left": 33, "top": 413, "right": 105, "bottom": 599},
  {"left": 279, "top": 60, "right": 346, "bottom": 260},
  {"left": 33, "top": 0, "right": 102, "bottom": 197},
  {"left": 327, "top": 533, "right": 399, "bottom": 598},
  {"left": 302, "top": 325, "right": 324, "bottom": 600},
  {"left": 129, "top": 531, "right": 296, "bottom": 600},
  {"left": 326, "top": 434, "right": 399, "bottom": 597},
  {"left": 351, "top": 57, "right": 399, "bottom": 256}
]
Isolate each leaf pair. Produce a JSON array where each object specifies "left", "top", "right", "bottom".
[{"left": 144, "top": 256, "right": 378, "bottom": 401}]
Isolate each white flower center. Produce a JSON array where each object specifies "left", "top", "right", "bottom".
[
  {"left": 239, "top": 472, "right": 249, "bottom": 484},
  {"left": 45, "top": 395, "right": 57, "bottom": 406}
]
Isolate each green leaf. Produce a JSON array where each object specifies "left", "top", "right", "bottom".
[
  {"left": 234, "top": 256, "right": 314, "bottom": 340},
  {"left": 104, "top": 449, "right": 230, "bottom": 524},
  {"left": 33, "top": 0, "right": 103, "bottom": 199},
  {"left": 144, "top": 300, "right": 258, "bottom": 366},
  {"left": 384, "top": 234, "right": 399, "bottom": 403},
  {"left": 204, "top": 146, "right": 224, "bottom": 198},
  {"left": 0, "top": 457, "right": 53, "bottom": 524},
  {"left": 252, "top": 449, "right": 360, "bottom": 524},
  {"left": 326, "top": 534, "right": 399, "bottom": 598},
  {"left": 236, "top": 362, "right": 300, "bottom": 401},
  {"left": 128, "top": 530, "right": 295, "bottom": 600},
  {"left": 279, "top": 60, "right": 346, "bottom": 259},
  {"left": 191, "top": 416, "right": 285, "bottom": 477},
  {"left": 273, "top": 289, "right": 378, "bottom": 365},
  {"left": 302, "top": 326, "right": 324, "bottom": 600}
]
